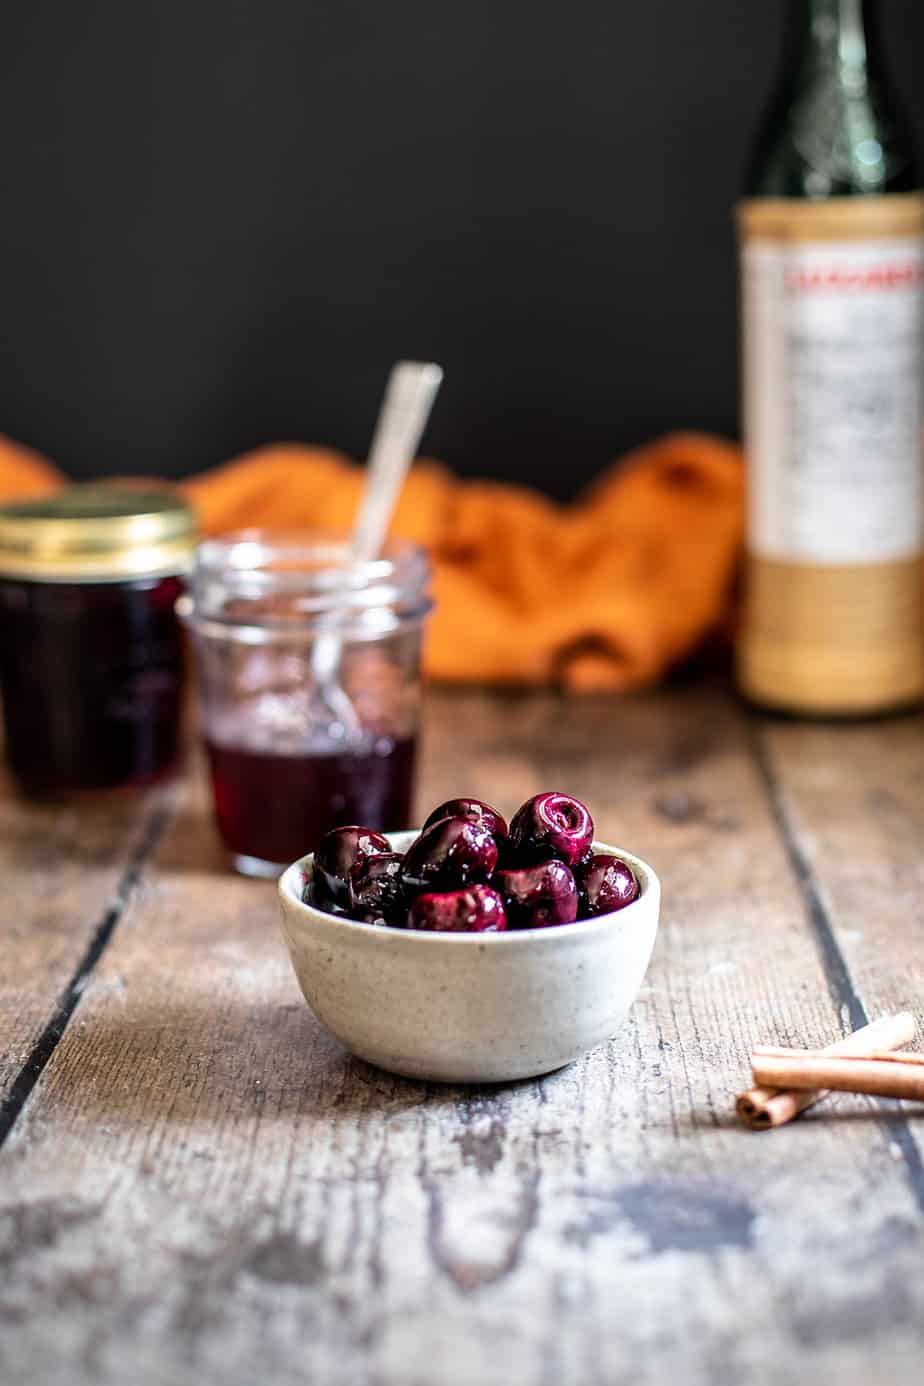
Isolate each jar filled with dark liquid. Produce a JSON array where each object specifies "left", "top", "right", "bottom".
[
  {"left": 0, "top": 485, "right": 197, "bottom": 795},
  {"left": 178, "top": 533, "right": 432, "bottom": 877}
]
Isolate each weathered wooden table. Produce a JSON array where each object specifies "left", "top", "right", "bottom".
[{"left": 2, "top": 683, "right": 923, "bottom": 1386}]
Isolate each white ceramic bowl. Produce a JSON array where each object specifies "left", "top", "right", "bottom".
[{"left": 278, "top": 831, "right": 660, "bottom": 1083}]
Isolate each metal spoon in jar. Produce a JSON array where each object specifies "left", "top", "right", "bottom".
[{"left": 309, "top": 360, "right": 443, "bottom": 740}]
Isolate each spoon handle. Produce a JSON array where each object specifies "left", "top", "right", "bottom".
[
  {"left": 350, "top": 360, "right": 443, "bottom": 564},
  {"left": 309, "top": 360, "right": 442, "bottom": 691}
]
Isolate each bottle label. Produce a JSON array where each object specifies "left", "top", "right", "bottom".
[{"left": 740, "top": 196, "right": 924, "bottom": 565}]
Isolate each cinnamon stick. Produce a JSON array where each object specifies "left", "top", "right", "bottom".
[
  {"left": 753, "top": 1045, "right": 924, "bottom": 1068},
  {"left": 735, "top": 1012, "right": 916, "bottom": 1130},
  {"left": 752, "top": 1053, "right": 924, "bottom": 1101}
]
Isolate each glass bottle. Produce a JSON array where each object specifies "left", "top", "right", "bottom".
[{"left": 737, "top": 0, "right": 924, "bottom": 715}]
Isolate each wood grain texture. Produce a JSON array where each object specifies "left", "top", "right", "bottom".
[
  {"left": 0, "top": 762, "right": 169, "bottom": 1108},
  {"left": 756, "top": 712, "right": 924, "bottom": 1023},
  {"left": 1, "top": 687, "right": 923, "bottom": 1386},
  {"left": 756, "top": 712, "right": 924, "bottom": 1196}
]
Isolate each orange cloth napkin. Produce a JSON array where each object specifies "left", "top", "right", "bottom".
[{"left": 0, "top": 431, "right": 743, "bottom": 691}]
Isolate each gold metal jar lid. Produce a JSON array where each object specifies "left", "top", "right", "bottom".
[{"left": 0, "top": 484, "right": 198, "bottom": 580}]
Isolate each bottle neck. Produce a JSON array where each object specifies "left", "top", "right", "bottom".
[
  {"left": 784, "top": 0, "right": 879, "bottom": 86},
  {"left": 744, "top": 0, "right": 918, "bottom": 196}
]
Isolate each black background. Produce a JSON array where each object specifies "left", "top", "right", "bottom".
[{"left": 0, "top": 1, "right": 922, "bottom": 498}]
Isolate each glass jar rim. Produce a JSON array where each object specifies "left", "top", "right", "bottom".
[{"left": 179, "top": 529, "right": 432, "bottom": 640}]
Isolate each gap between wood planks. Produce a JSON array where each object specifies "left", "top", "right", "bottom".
[
  {"left": 748, "top": 722, "right": 924, "bottom": 1215},
  {"left": 0, "top": 802, "right": 172, "bottom": 1148}
]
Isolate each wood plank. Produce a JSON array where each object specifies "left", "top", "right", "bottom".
[
  {"left": 2, "top": 687, "right": 923, "bottom": 1386},
  {"left": 756, "top": 711, "right": 924, "bottom": 1160},
  {"left": 0, "top": 762, "right": 170, "bottom": 1112}
]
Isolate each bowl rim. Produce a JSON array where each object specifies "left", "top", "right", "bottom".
[{"left": 278, "top": 831, "right": 659, "bottom": 946}]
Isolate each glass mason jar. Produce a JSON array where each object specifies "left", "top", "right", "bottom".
[
  {"left": 0, "top": 485, "right": 197, "bottom": 796},
  {"left": 178, "top": 532, "right": 432, "bottom": 877}
]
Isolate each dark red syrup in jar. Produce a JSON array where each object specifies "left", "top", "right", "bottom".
[
  {"left": 205, "top": 733, "right": 417, "bottom": 867},
  {"left": 0, "top": 575, "right": 185, "bottom": 795}
]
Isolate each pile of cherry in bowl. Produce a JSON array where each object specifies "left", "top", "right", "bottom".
[{"left": 305, "top": 792, "right": 639, "bottom": 932}]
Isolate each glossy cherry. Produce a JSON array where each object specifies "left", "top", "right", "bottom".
[
  {"left": 402, "top": 815, "right": 499, "bottom": 893},
  {"left": 349, "top": 853, "right": 406, "bottom": 925},
  {"left": 422, "top": 797, "right": 508, "bottom": 841},
  {"left": 494, "top": 860, "right": 578, "bottom": 928},
  {"left": 577, "top": 854, "right": 639, "bottom": 916},
  {"left": 508, "top": 792, "right": 594, "bottom": 867},
  {"left": 312, "top": 825, "right": 391, "bottom": 910},
  {"left": 407, "top": 885, "right": 507, "bottom": 933}
]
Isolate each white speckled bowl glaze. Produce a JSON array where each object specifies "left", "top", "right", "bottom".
[{"left": 278, "top": 831, "right": 660, "bottom": 1083}]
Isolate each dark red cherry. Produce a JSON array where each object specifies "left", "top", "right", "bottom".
[
  {"left": 407, "top": 885, "right": 507, "bottom": 933},
  {"left": 401, "top": 816, "right": 499, "bottom": 893},
  {"left": 312, "top": 825, "right": 391, "bottom": 910},
  {"left": 577, "top": 854, "right": 639, "bottom": 916},
  {"left": 422, "top": 798, "right": 509, "bottom": 841},
  {"left": 494, "top": 860, "right": 578, "bottom": 928},
  {"left": 508, "top": 792, "right": 594, "bottom": 867},
  {"left": 349, "top": 853, "right": 406, "bottom": 926}
]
